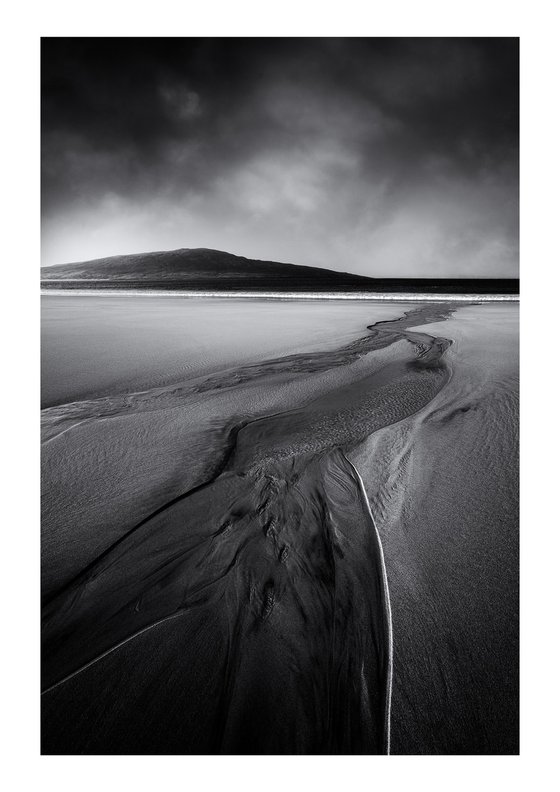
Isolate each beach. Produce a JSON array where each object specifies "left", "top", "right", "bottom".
[{"left": 41, "top": 295, "right": 518, "bottom": 754}]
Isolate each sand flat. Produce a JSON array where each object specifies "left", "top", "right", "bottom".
[
  {"left": 349, "top": 303, "right": 519, "bottom": 753},
  {"left": 41, "top": 297, "right": 518, "bottom": 754},
  {"left": 41, "top": 295, "right": 405, "bottom": 407}
]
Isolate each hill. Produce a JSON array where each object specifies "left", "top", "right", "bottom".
[{"left": 41, "top": 248, "right": 519, "bottom": 295}]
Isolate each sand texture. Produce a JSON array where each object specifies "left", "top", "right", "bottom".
[{"left": 41, "top": 298, "right": 518, "bottom": 754}]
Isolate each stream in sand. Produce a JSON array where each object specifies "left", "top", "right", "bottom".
[{"left": 41, "top": 298, "right": 518, "bottom": 754}]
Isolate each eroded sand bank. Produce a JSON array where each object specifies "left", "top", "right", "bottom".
[{"left": 41, "top": 299, "right": 518, "bottom": 754}]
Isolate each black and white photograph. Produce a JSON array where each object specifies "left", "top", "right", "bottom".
[{"left": 39, "top": 36, "right": 519, "bottom": 756}]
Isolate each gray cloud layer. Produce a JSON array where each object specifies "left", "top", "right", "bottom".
[{"left": 41, "top": 38, "right": 518, "bottom": 276}]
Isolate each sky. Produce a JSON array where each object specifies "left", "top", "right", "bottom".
[{"left": 41, "top": 38, "right": 519, "bottom": 277}]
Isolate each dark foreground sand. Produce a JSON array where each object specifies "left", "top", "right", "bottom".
[{"left": 41, "top": 298, "right": 518, "bottom": 754}]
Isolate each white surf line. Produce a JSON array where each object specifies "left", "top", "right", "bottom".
[
  {"left": 41, "top": 288, "right": 519, "bottom": 301},
  {"left": 344, "top": 455, "right": 394, "bottom": 756},
  {"left": 41, "top": 610, "right": 187, "bottom": 695}
]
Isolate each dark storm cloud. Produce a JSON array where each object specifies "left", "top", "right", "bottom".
[{"left": 41, "top": 38, "right": 518, "bottom": 275}]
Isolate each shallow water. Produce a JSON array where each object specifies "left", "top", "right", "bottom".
[{"left": 41, "top": 295, "right": 405, "bottom": 407}]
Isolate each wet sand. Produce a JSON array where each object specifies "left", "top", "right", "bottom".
[
  {"left": 349, "top": 304, "right": 519, "bottom": 753},
  {"left": 41, "top": 296, "right": 403, "bottom": 408},
  {"left": 41, "top": 298, "right": 518, "bottom": 754}
]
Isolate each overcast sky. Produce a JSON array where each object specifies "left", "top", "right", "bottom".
[{"left": 41, "top": 38, "right": 518, "bottom": 277}]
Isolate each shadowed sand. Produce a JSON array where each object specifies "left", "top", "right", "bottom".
[{"left": 41, "top": 300, "right": 518, "bottom": 754}]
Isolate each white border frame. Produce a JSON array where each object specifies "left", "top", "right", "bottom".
[{"left": 2, "top": 2, "right": 558, "bottom": 789}]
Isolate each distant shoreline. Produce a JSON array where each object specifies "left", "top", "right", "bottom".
[{"left": 40, "top": 287, "right": 519, "bottom": 302}]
